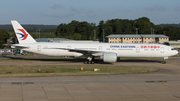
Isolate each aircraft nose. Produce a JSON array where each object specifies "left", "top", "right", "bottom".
[
  {"left": 175, "top": 50, "right": 179, "bottom": 55},
  {"left": 172, "top": 50, "right": 179, "bottom": 56}
]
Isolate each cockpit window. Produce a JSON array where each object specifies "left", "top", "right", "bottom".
[{"left": 171, "top": 48, "right": 175, "bottom": 50}]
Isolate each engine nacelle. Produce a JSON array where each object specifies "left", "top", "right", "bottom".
[{"left": 103, "top": 52, "right": 117, "bottom": 62}]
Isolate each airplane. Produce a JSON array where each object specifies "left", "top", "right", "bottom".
[{"left": 10, "top": 20, "right": 178, "bottom": 64}]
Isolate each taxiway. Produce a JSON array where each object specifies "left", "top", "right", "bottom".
[{"left": 0, "top": 57, "right": 180, "bottom": 101}]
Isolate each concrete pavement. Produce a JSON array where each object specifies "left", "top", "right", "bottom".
[{"left": 0, "top": 58, "right": 180, "bottom": 101}]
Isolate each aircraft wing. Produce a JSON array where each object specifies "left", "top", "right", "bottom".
[{"left": 44, "top": 47, "right": 104, "bottom": 56}]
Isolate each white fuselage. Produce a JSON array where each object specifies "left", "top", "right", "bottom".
[
  {"left": 20, "top": 42, "right": 178, "bottom": 58},
  {"left": 10, "top": 20, "right": 179, "bottom": 63}
]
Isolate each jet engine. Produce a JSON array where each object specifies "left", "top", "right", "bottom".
[{"left": 102, "top": 52, "right": 117, "bottom": 62}]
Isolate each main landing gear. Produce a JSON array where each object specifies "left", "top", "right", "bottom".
[{"left": 84, "top": 56, "right": 96, "bottom": 64}]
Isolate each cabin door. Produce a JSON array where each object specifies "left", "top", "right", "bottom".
[
  {"left": 67, "top": 46, "right": 71, "bottom": 49},
  {"left": 136, "top": 46, "right": 140, "bottom": 53},
  {"left": 99, "top": 46, "right": 102, "bottom": 51},
  {"left": 160, "top": 47, "right": 164, "bottom": 53},
  {"left": 37, "top": 45, "right": 41, "bottom": 51}
]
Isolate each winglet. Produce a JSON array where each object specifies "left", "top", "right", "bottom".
[{"left": 11, "top": 20, "right": 36, "bottom": 44}]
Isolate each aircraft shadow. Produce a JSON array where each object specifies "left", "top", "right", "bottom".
[
  {"left": 117, "top": 59, "right": 162, "bottom": 63},
  {"left": 6, "top": 56, "right": 83, "bottom": 62},
  {"left": 5, "top": 56, "right": 163, "bottom": 64}
]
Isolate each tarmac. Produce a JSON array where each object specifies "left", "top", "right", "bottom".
[{"left": 0, "top": 57, "right": 180, "bottom": 101}]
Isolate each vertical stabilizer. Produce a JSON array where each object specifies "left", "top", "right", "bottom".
[{"left": 11, "top": 20, "right": 36, "bottom": 44}]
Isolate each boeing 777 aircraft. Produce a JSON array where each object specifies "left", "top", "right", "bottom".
[{"left": 11, "top": 20, "right": 178, "bottom": 64}]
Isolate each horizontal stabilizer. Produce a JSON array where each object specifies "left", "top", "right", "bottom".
[{"left": 11, "top": 44, "right": 29, "bottom": 49}]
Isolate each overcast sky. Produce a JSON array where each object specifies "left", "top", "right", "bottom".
[{"left": 1, "top": 0, "right": 180, "bottom": 25}]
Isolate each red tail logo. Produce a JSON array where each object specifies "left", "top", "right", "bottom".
[{"left": 16, "top": 29, "right": 28, "bottom": 40}]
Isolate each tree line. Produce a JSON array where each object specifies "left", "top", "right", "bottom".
[
  {"left": 0, "top": 17, "right": 180, "bottom": 48},
  {"left": 55, "top": 17, "right": 180, "bottom": 41},
  {"left": 0, "top": 30, "right": 10, "bottom": 49}
]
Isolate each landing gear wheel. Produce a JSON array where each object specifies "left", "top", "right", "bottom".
[
  {"left": 84, "top": 60, "right": 88, "bottom": 64},
  {"left": 91, "top": 61, "right": 94, "bottom": 64},
  {"left": 161, "top": 61, "right": 166, "bottom": 64},
  {"left": 88, "top": 61, "right": 91, "bottom": 64},
  {"left": 84, "top": 60, "right": 94, "bottom": 64}
]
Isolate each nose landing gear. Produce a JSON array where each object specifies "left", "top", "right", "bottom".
[
  {"left": 161, "top": 57, "right": 168, "bottom": 64},
  {"left": 161, "top": 61, "right": 166, "bottom": 64}
]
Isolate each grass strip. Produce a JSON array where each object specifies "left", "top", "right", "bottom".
[{"left": 0, "top": 65, "right": 158, "bottom": 77}]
